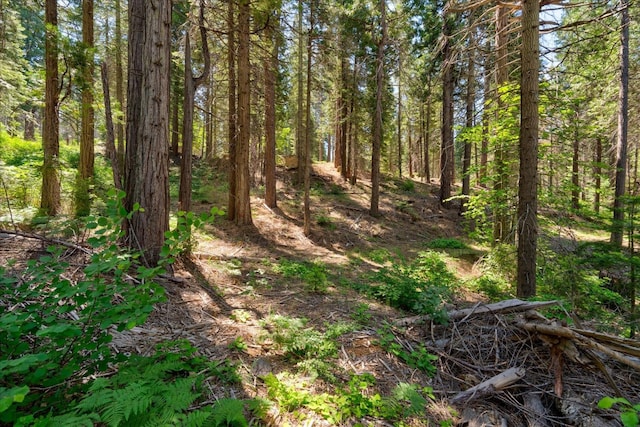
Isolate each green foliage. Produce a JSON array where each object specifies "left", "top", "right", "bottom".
[
  {"left": 273, "top": 259, "right": 330, "bottom": 293},
  {"left": 427, "top": 238, "right": 469, "bottom": 250},
  {"left": 259, "top": 315, "right": 356, "bottom": 379},
  {"left": 377, "top": 325, "right": 437, "bottom": 376},
  {"left": 163, "top": 207, "right": 225, "bottom": 258},
  {"left": 354, "top": 251, "right": 456, "bottom": 323},
  {"left": 228, "top": 337, "right": 248, "bottom": 352},
  {"left": 264, "top": 372, "right": 433, "bottom": 424},
  {"left": 598, "top": 396, "right": 640, "bottom": 427},
  {"left": 397, "top": 179, "right": 415, "bottom": 192},
  {"left": 316, "top": 214, "right": 335, "bottom": 229},
  {"left": 351, "top": 303, "right": 372, "bottom": 325},
  {"left": 24, "top": 340, "right": 254, "bottom": 427},
  {"left": 468, "top": 274, "right": 514, "bottom": 301},
  {"left": 0, "top": 191, "right": 172, "bottom": 423}
]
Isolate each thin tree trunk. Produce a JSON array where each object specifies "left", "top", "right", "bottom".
[
  {"left": 461, "top": 43, "right": 474, "bottom": 215},
  {"left": 303, "top": 2, "right": 314, "bottom": 236},
  {"left": 235, "top": 0, "right": 252, "bottom": 225},
  {"left": 115, "top": 0, "right": 125, "bottom": 177},
  {"left": 179, "top": 1, "right": 210, "bottom": 214},
  {"left": 594, "top": 136, "right": 602, "bottom": 213},
  {"left": 41, "top": 0, "right": 60, "bottom": 216},
  {"left": 611, "top": 0, "right": 629, "bottom": 246},
  {"left": 517, "top": 0, "right": 539, "bottom": 298},
  {"left": 572, "top": 123, "right": 580, "bottom": 211},
  {"left": 296, "top": 0, "right": 304, "bottom": 184},
  {"left": 480, "top": 42, "right": 490, "bottom": 188},
  {"left": 370, "top": 0, "right": 387, "bottom": 217},
  {"left": 100, "top": 61, "right": 122, "bottom": 189},
  {"left": 77, "top": 0, "right": 95, "bottom": 217},
  {"left": 493, "top": 4, "right": 510, "bottom": 243},
  {"left": 264, "top": 14, "right": 278, "bottom": 209},
  {"left": 440, "top": 16, "right": 454, "bottom": 209},
  {"left": 227, "top": 0, "right": 237, "bottom": 221},
  {"left": 397, "top": 57, "right": 403, "bottom": 179}
]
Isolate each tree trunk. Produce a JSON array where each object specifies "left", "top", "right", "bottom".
[
  {"left": 572, "top": 123, "right": 580, "bottom": 211},
  {"left": 594, "top": 136, "right": 602, "bottom": 213},
  {"left": 227, "top": 0, "right": 237, "bottom": 221},
  {"left": 517, "top": 0, "right": 539, "bottom": 298},
  {"left": 493, "top": 4, "right": 510, "bottom": 243},
  {"left": 264, "top": 14, "right": 278, "bottom": 209},
  {"left": 100, "top": 61, "right": 122, "bottom": 190},
  {"left": 124, "top": 0, "right": 171, "bottom": 266},
  {"left": 296, "top": 0, "right": 304, "bottom": 184},
  {"left": 439, "top": 16, "right": 454, "bottom": 209},
  {"left": 41, "top": 0, "right": 60, "bottom": 216},
  {"left": 480, "top": 42, "right": 490, "bottom": 188},
  {"left": 370, "top": 0, "right": 386, "bottom": 217},
  {"left": 115, "top": 0, "right": 125, "bottom": 178},
  {"left": 235, "top": 0, "right": 252, "bottom": 226},
  {"left": 397, "top": 57, "right": 403, "bottom": 179},
  {"left": 303, "top": 2, "right": 314, "bottom": 236},
  {"left": 179, "top": 1, "right": 210, "bottom": 214},
  {"left": 461, "top": 44, "right": 475, "bottom": 215},
  {"left": 171, "top": 76, "right": 181, "bottom": 156},
  {"left": 77, "top": 0, "right": 95, "bottom": 217},
  {"left": 611, "top": 0, "right": 629, "bottom": 246}
]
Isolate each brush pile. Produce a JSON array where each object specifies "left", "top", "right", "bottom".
[{"left": 398, "top": 299, "right": 640, "bottom": 426}]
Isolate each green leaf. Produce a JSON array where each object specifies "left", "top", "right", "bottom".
[
  {"left": 0, "top": 386, "right": 29, "bottom": 413},
  {"left": 621, "top": 411, "right": 640, "bottom": 427}
]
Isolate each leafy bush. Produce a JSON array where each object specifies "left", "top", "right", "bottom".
[
  {"left": 20, "top": 340, "right": 259, "bottom": 427},
  {"left": 0, "top": 192, "right": 168, "bottom": 423},
  {"left": 468, "top": 274, "right": 514, "bottom": 301},
  {"left": 356, "top": 251, "right": 457, "bottom": 323}
]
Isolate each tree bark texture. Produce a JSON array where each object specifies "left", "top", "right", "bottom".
[
  {"left": 370, "top": 0, "right": 386, "bottom": 217},
  {"left": 100, "top": 61, "right": 122, "bottom": 190},
  {"left": 517, "top": 0, "right": 539, "bottom": 298},
  {"left": 264, "top": 16, "right": 278, "bottom": 209},
  {"left": 227, "top": 0, "right": 237, "bottom": 221},
  {"left": 180, "top": 1, "right": 210, "bottom": 213},
  {"left": 493, "top": 4, "right": 510, "bottom": 243},
  {"left": 77, "top": 0, "right": 95, "bottom": 217},
  {"left": 124, "top": 0, "right": 171, "bottom": 266},
  {"left": 439, "top": 17, "right": 454, "bottom": 209},
  {"left": 235, "top": 0, "right": 252, "bottom": 225},
  {"left": 611, "top": 0, "right": 629, "bottom": 246},
  {"left": 41, "top": 0, "right": 60, "bottom": 216}
]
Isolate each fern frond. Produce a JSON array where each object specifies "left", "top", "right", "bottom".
[
  {"left": 76, "top": 387, "right": 116, "bottom": 413},
  {"left": 179, "top": 408, "right": 214, "bottom": 427},
  {"left": 115, "top": 380, "right": 156, "bottom": 421},
  {"left": 209, "top": 399, "right": 248, "bottom": 427},
  {"left": 160, "top": 377, "right": 199, "bottom": 412}
]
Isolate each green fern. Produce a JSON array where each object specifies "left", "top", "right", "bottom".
[{"left": 208, "top": 398, "right": 248, "bottom": 427}]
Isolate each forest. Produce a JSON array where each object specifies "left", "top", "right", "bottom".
[{"left": 1, "top": 0, "right": 640, "bottom": 425}]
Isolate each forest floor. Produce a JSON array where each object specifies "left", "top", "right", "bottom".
[{"left": 2, "top": 162, "right": 639, "bottom": 426}]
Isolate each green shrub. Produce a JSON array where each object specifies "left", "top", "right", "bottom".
[
  {"left": 274, "top": 259, "right": 330, "bottom": 293},
  {"left": 0, "top": 191, "right": 168, "bottom": 423},
  {"left": 359, "top": 251, "right": 457, "bottom": 323},
  {"left": 427, "top": 238, "right": 468, "bottom": 250},
  {"left": 468, "top": 274, "right": 514, "bottom": 301}
]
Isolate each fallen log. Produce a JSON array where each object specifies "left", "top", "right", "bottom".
[
  {"left": 450, "top": 367, "right": 526, "bottom": 405},
  {"left": 396, "top": 299, "right": 560, "bottom": 326}
]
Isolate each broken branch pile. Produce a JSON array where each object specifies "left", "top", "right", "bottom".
[{"left": 398, "top": 299, "right": 640, "bottom": 426}]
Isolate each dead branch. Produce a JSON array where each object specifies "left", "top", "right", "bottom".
[
  {"left": 451, "top": 367, "right": 526, "bottom": 404},
  {"left": 395, "top": 299, "right": 560, "bottom": 326},
  {"left": 519, "top": 321, "right": 640, "bottom": 372},
  {"left": 0, "top": 229, "right": 92, "bottom": 255}
]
